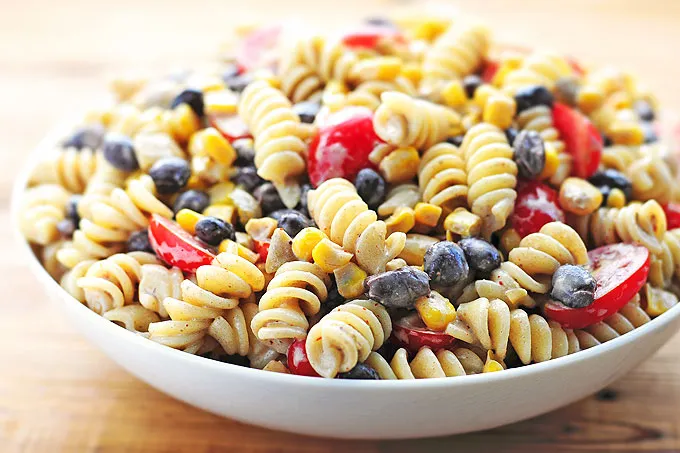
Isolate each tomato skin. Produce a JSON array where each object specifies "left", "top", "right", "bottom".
[
  {"left": 148, "top": 214, "right": 216, "bottom": 272},
  {"left": 253, "top": 239, "right": 270, "bottom": 263},
  {"left": 663, "top": 203, "right": 680, "bottom": 230},
  {"left": 341, "top": 25, "right": 405, "bottom": 49},
  {"left": 208, "top": 114, "right": 252, "bottom": 142},
  {"left": 552, "top": 103, "right": 603, "bottom": 179},
  {"left": 287, "top": 339, "right": 320, "bottom": 377},
  {"left": 544, "top": 243, "right": 650, "bottom": 329},
  {"left": 307, "top": 107, "right": 382, "bottom": 187},
  {"left": 391, "top": 314, "right": 457, "bottom": 352},
  {"left": 511, "top": 180, "right": 565, "bottom": 238},
  {"left": 481, "top": 60, "right": 500, "bottom": 83}
]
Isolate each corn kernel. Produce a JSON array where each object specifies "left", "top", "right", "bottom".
[
  {"left": 380, "top": 147, "right": 420, "bottom": 183},
  {"left": 558, "top": 177, "right": 603, "bottom": 216},
  {"left": 386, "top": 258, "right": 408, "bottom": 271},
  {"left": 473, "top": 84, "right": 496, "bottom": 108},
  {"left": 245, "top": 217, "right": 278, "bottom": 241},
  {"left": 176, "top": 209, "right": 203, "bottom": 234},
  {"left": 483, "top": 93, "right": 516, "bottom": 130},
  {"left": 410, "top": 18, "right": 450, "bottom": 41},
  {"left": 353, "top": 57, "right": 402, "bottom": 81},
  {"left": 292, "top": 227, "right": 326, "bottom": 262},
  {"left": 577, "top": 87, "right": 604, "bottom": 114},
  {"left": 218, "top": 239, "right": 259, "bottom": 263},
  {"left": 414, "top": 203, "right": 442, "bottom": 228},
  {"left": 500, "top": 228, "right": 521, "bottom": 256},
  {"left": 401, "top": 62, "right": 422, "bottom": 85},
  {"left": 204, "top": 89, "right": 239, "bottom": 116},
  {"left": 263, "top": 360, "right": 290, "bottom": 374},
  {"left": 168, "top": 104, "right": 200, "bottom": 144},
  {"left": 490, "top": 54, "right": 523, "bottom": 87},
  {"left": 333, "top": 262, "right": 368, "bottom": 299},
  {"left": 312, "top": 238, "right": 353, "bottom": 273},
  {"left": 483, "top": 352, "right": 504, "bottom": 373},
  {"left": 538, "top": 143, "right": 560, "bottom": 180},
  {"left": 443, "top": 208, "right": 482, "bottom": 237},
  {"left": 609, "top": 121, "right": 644, "bottom": 146},
  {"left": 399, "top": 234, "right": 438, "bottom": 266},
  {"left": 441, "top": 80, "right": 467, "bottom": 108},
  {"left": 186, "top": 174, "right": 208, "bottom": 190},
  {"left": 415, "top": 291, "right": 456, "bottom": 331},
  {"left": 386, "top": 207, "right": 416, "bottom": 235},
  {"left": 203, "top": 204, "right": 235, "bottom": 224},
  {"left": 189, "top": 127, "right": 236, "bottom": 165},
  {"left": 209, "top": 182, "right": 236, "bottom": 205},
  {"left": 606, "top": 188, "right": 626, "bottom": 208}
]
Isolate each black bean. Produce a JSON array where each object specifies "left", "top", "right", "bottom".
[
  {"left": 293, "top": 101, "right": 321, "bottom": 124},
  {"left": 364, "top": 16, "right": 396, "bottom": 28},
  {"left": 365, "top": 267, "right": 430, "bottom": 310},
  {"left": 127, "top": 229, "right": 154, "bottom": 253},
  {"left": 149, "top": 157, "right": 191, "bottom": 194},
  {"left": 337, "top": 363, "right": 381, "bottom": 380},
  {"left": 221, "top": 63, "right": 242, "bottom": 81},
  {"left": 446, "top": 135, "right": 464, "bottom": 147},
  {"left": 66, "top": 195, "right": 81, "bottom": 225},
  {"left": 232, "top": 139, "right": 256, "bottom": 167},
  {"left": 103, "top": 133, "right": 139, "bottom": 171},
  {"left": 505, "top": 127, "right": 519, "bottom": 147},
  {"left": 634, "top": 99, "right": 655, "bottom": 122},
  {"left": 195, "top": 217, "right": 236, "bottom": 245},
  {"left": 588, "top": 169, "right": 633, "bottom": 200},
  {"left": 458, "top": 237, "right": 502, "bottom": 275},
  {"left": 57, "top": 219, "right": 76, "bottom": 238},
  {"left": 173, "top": 190, "right": 210, "bottom": 214},
  {"left": 276, "top": 211, "right": 311, "bottom": 238},
  {"left": 642, "top": 122, "right": 658, "bottom": 144},
  {"left": 224, "top": 73, "right": 254, "bottom": 93},
  {"left": 231, "top": 166, "right": 264, "bottom": 192},
  {"left": 463, "top": 75, "right": 482, "bottom": 99},
  {"left": 171, "top": 88, "right": 204, "bottom": 117},
  {"left": 602, "top": 134, "right": 613, "bottom": 147},
  {"left": 62, "top": 124, "right": 105, "bottom": 150},
  {"left": 514, "top": 85, "right": 554, "bottom": 113},
  {"left": 354, "top": 168, "right": 386, "bottom": 210},
  {"left": 423, "top": 241, "right": 470, "bottom": 287},
  {"left": 513, "top": 130, "right": 546, "bottom": 178},
  {"left": 551, "top": 265, "right": 596, "bottom": 308},
  {"left": 254, "top": 183, "right": 286, "bottom": 214}
]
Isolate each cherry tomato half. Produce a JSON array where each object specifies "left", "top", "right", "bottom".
[
  {"left": 253, "top": 239, "right": 270, "bottom": 263},
  {"left": 552, "top": 103, "right": 603, "bottom": 179},
  {"left": 663, "top": 203, "right": 680, "bottom": 230},
  {"left": 148, "top": 214, "right": 215, "bottom": 272},
  {"left": 544, "top": 243, "right": 650, "bottom": 329},
  {"left": 287, "top": 339, "right": 320, "bottom": 377},
  {"left": 341, "top": 25, "right": 405, "bottom": 49}
]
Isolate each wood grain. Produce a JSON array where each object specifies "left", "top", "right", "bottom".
[{"left": 1, "top": 0, "right": 680, "bottom": 451}]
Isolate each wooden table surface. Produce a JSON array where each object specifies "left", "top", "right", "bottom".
[{"left": 2, "top": 0, "right": 680, "bottom": 451}]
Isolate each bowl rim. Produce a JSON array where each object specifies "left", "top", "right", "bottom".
[{"left": 12, "top": 119, "right": 680, "bottom": 390}]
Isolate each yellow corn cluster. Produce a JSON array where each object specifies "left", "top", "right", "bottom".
[{"left": 415, "top": 292, "right": 456, "bottom": 331}]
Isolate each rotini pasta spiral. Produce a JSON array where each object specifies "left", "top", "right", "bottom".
[
  {"left": 322, "top": 77, "right": 417, "bottom": 112},
  {"left": 77, "top": 158, "right": 127, "bottom": 221},
  {"left": 373, "top": 91, "right": 461, "bottom": 150},
  {"left": 502, "top": 52, "right": 574, "bottom": 95},
  {"left": 648, "top": 229, "right": 680, "bottom": 289},
  {"left": 60, "top": 259, "right": 97, "bottom": 302},
  {"left": 307, "top": 178, "right": 406, "bottom": 275},
  {"left": 104, "top": 304, "right": 161, "bottom": 334},
  {"left": 280, "top": 63, "right": 324, "bottom": 103},
  {"left": 29, "top": 147, "right": 98, "bottom": 193},
  {"left": 77, "top": 251, "right": 160, "bottom": 315},
  {"left": 18, "top": 184, "right": 71, "bottom": 245},
  {"left": 138, "top": 264, "right": 183, "bottom": 318},
  {"left": 421, "top": 21, "right": 490, "bottom": 90},
  {"left": 600, "top": 145, "right": 640, "bottom": 172},
  {"left": 251, "top": 261, "right": 331, "bottom": 353},
  {"left": 148, "top": 252, "right": 265, "bottom": 353},
  {"left": 417, "top": 141, "right": 468, "bottom": 211},
  {"left": 365, "top": 346, "right": 497, "bottom": 379},
  {"left": 628, "top": 156, "right": 676, "bottom": 204},
  {"left": 461, "top": 122, "right": 518, "bottom": 236},
  {"left": 575, "top": 295, "right": 651, "bottom": 347},
  {"left": 238, "top": 80, "right": 308, "bottom": 207},
  {"left": 56, "top": 175, "right": 172, "bottom": 268},
  {"left": 281, "top": 36, "right": 361, "bottom": 85},
  {"left": 306, "top": 300, "right": 392, "bottom": 378}
]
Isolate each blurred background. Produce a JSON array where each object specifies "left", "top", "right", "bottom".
[{"left": 2, "top": 0, "right": 680, "bottom": 451}]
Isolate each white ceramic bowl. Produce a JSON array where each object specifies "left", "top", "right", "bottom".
[{"left": 12, "top": 128, "right": 680, "bottom": 439}]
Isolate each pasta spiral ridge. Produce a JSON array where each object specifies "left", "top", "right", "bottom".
[
  {"left": 238, "top": 80, "right": 308, "bottom": 206},
  {"left": 417, "top": 141, "right": 468, "bottom": 211},
  {"left": 77, "top": 251, "right": 160, "bottom": 315},
  {"left": 307, "top": 178, "right": 406, "bottom": 274},
  {"left": 575, "top": 295, "right": 651, "bottom": 348},
  {"left": 373, "top": 91, "right": 461, "bottom": 150},
  {"left": 56, "top": 175, "right": 172, "bottom": 268},
  {"left": 306, "top": 300, "right": 392, "bottom": 378},
  {"left": 148, "top": 252, "right": 265, "bottom": 354},
  {"left": 649, "top": 229, "right": 680, "bottom": 288},
  {"left": 280, "top": 63, "right": 324, "bottom": 103},
  {"left": 502, "top": 53, "right": 573, "bottom": 95},
  {"left": 29, "top": 147, "right": 98, "bottom": 193},
  {"left": 460, "top": 122, "right": 518, "bottom": 236},
  {"left": 365, "top": 346, "right": 495, "bottom": 379},
  {"left": 251, "top": 261, "right": 331, "bottom": 353},
  {"left": 322, "top": 77, "right": 417, "bottom": 112},
  {"left": 18, "top": 184, "right": 71, "bottom": 246}
]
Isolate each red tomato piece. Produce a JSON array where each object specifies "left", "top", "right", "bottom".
[
  {"left": 663, "top": 203, "right": 680, "bottom": 230},
  {"left": 552, "top": 103, "right": 603, "bottom": 179},
  {"left": 545, "top": 243, "right": 650, "bottom": 329},
  {"left": 253, "top": 239, "right": 270, "bottom": 263},
  {"left": 511, "top": 180, "right": 565, "bottom": 238},
  {"left": 208, "top": 113, "right": 252, "bottom": 142},
  {"left": 235, "top": 25, "right": 282, "bottom": 71},
  {"left": 481, "top": 60, "right": 500, "bottom": 83},
  {"left": 567, "top": 56, "right": 586, "bottom": 76},
  {"left": 307, "top": 107, "right": 383, "bottom": 187},
  {"left": 391, "top": 313, "right": 457, "bottom": 352},
  {"left": 148, "top": 214, "right": 215, "bottom": 272},
  {"left": 341, "top": 25, "right": 405, "bottom": 49},
  {"left": 287, "top": 339, "right": 320, "bottom": 377}
]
